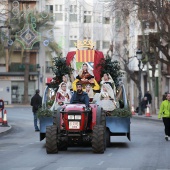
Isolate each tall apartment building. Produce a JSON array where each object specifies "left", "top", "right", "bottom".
[
  {"left": 39, "top": 0, "right": 115, "bottom": 92},
  {"left": 0, "top": 0, "right": 40, "bottom": 104}
]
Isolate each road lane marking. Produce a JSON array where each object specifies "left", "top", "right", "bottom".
[{"left": 97, "top": 161, "right": 104, "bottom": 165}]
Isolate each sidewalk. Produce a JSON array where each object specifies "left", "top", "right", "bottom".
[
  {"left": 132, "top": 113, "right": 161, "bottom": 122},
  {"left": 0, "top": 125, "right": 12, "bottom": 134},
  {"left": 4, "top": 104, "right": 30, "bottom": 108}
]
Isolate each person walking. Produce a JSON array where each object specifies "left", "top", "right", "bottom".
[
  {"left": 162, "top": 92, "right": 168, "bottom": 101},
  {"left": 30, "top": 89, "right": 42, "bottom": 131},
  {"left": 158, "top": 93, "right": 170, "bottom": 141},
  {"left": 144, "top": 90, "right": 152, "bottom": 105},
  {"left": 141, "top": 97, "right": 148, "bottom": 115}
]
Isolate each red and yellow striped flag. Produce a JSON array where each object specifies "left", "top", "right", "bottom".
[{"left": 76, "top": 50, "right": 94, "bottom": 62}]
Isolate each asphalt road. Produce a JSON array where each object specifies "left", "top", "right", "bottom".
[{"left": 0, "top": 107, "right": 169, "bottom": 170}]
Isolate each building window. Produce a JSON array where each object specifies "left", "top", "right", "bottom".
[
  {"left": 55, "top": 13, "right": 63, "bottom": 21},
  {"left": 84, "top": 15, "right": 91, "bottom": 23},
  {"left": 59, "top": 5, "right": 62, "bottom": 11},
  {"left": 103, "top": 41, "right": 110, "bottom": 49},
  {"left": 103, "top": 17, "right": 110, "bottom": 24},
  {"left": 96, "top": 41, "right": 100, "bottom": 50},
  {"left": 70, "top": 14, "right": 77, "bottom": 22},
  {"left": 46, "top": 5, "right": 53, "bottom": 13},
  {"left": 70, "top": 5, "right": 77, "bottom": 13},
  {"left": 74, "top": 5, "right": 77, "bottom": 13},
  {"left": 70, "top": 5, "right": 73, "bottom": 13},
  {"left": 69, "top": 40, "right": 77, "bottom": 48},
  {"left": 55, "top": 5, "right": 58, "bottom": 11},
  {"left": 55, "top": 5, "right": 62, "bottom": 11},
  {"left": 46, "top": 61, "right": 52, "bottom": 73}
]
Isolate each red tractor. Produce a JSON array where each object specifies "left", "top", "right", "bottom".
[{"left": 46, "top": 103, "right": 106, "bottom": 154}]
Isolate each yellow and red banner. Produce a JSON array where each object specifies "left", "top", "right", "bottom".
[{"left": 76, "top": 50, "right": 94, "bottom": 62}]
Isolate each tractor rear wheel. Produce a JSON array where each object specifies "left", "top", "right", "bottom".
[
  {"left": 46, "top": 125, "right": 58, "bottom": 154},
  {"left": 92, "top": 125, "right": 105, "bottom": 153}
]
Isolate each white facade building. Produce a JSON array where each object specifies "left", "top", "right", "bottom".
[{"left": 38, "top": 0, "right": 115, "bottom": 93}]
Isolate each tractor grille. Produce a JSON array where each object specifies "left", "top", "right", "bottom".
[{"left": 68, "top": 112, "right": 82, "bottom": 130}]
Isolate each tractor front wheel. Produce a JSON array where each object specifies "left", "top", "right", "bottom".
[
  {"left": 92, "top": 125, "right": 105, "bottom": 153},
  {"left": 46, "top": 125, "right": 58, "bottom": 154}
]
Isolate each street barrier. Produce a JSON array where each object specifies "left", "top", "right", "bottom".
[
  {"left": 145, "top": 105, "right": 151, "bottom": 117},
  {"left": 131, "top": 105, "right": 135, "bottom": 115}
]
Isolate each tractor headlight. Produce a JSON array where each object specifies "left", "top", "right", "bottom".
[
  {"left": 75, "top": 115, "right": 81, "bottom": 119},
  {"left": 68, "top": 115, "right": 74, "bottom": 119}
]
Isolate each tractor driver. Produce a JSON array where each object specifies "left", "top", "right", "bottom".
[{"left": 70, "top": 82, "right": 89, "bottom": 107}]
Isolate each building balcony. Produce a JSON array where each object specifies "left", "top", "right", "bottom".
[
  {"left": 9, "top": 63, "right": 38, "bottom": 72},
  {"left": 12, "top": 42, "right": 40, "bottom": 52}
]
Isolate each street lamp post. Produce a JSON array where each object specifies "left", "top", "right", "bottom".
[
  {"left": 136, "top": 49, "right": 143, "bottom": 115},
  {"left": 36, "top": 64, "right": 41, "bottom": 90}
]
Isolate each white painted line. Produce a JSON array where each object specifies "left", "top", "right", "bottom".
[
  {"left": 97, "top": 161, "right": 104, "bottom": 165},
  {"left": 29, "top": 143, "right": 33, "bottom": 145}
]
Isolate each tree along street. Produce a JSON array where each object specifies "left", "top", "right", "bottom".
[{"left": 0, "top": 107, "right": 169, "bottom": 170}]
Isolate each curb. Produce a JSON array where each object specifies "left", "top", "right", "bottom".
[
  {"left": 4, "top": 104, "right": 30, "bottom": 108},
  {"left": 132, "top": 115, "right": 161, "bottom": 122},
  {"left": 0, "top": 125, "right": 12, "bottom": 135}
]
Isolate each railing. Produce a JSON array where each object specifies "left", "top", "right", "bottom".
[
  {"left": 12, "top": 42, "right": 40, "bottom": 51},
  {"left": 9, "top": 63, "right": 38, "bottom": 72}
]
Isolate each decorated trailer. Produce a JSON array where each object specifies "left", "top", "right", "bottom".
[{"left": 38, "top": 40, "right": 131, "bottom": 153}]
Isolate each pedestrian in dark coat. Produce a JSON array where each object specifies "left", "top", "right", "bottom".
[
  {"left": 144, "top": 91, "right": 152, "bottom": 105},
  {"left": 30, "top": 89, "right": 42, "bottom": 131},
  {"left": 141, "top": 97, "right": 148, "bottom": 114},
  {"left": 70, "top": 83, "right": 89, "bottom": 107}
]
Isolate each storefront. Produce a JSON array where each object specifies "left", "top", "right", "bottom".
[{"left": 0, "top": 76, "right": 36, "bottom": 104}]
